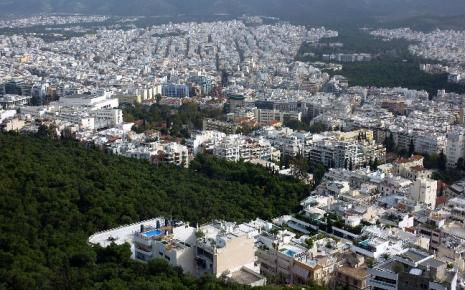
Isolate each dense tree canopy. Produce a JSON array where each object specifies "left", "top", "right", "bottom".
[
  {"left": 123, "top": 103, "right": 224, "bottom": 137},
  {"left": 0, "top": 133, "right": 315, "bottom": 290},
  {"left": 339, "top": 61, "right": 464, "bottom": 97},
  {"left": 297, "top": 27, "right": 465, "bottom": 97}
]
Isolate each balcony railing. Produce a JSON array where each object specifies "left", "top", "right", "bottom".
[{"left": 368, "top": 279, "right": 396, "bottom": 290}]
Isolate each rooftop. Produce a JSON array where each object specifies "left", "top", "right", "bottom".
[
  {"left": 230, "top": 268, "right": 265, "bottom": 285},
  {"left": 419, "top": 257, "right": 445, "bottom": 269},
  {"left": 62, "top": 94, "right": 95, "bottom": 99},
  {"left": 338, "top": 265, "right": 368, "bottom": 279},
  {"left": 229, "top": 95, "right": 245, "bottom": 101},
  {"left": 88, "top": 218, "right": 165, "bottom": 247},
  {"left": 398, "top": 249, "right": 431, "bottom": 264},
  {"left": 394, "top": 155, "right": 423, "bottom": 164}
]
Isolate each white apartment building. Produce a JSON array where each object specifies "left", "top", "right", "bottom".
[
  {"left": 19, "top": 106, "right": 51, "bottom": 118},
  {"left": 55, "top": 112, "right": 95, "bottom": 130},
  {"left": 58, "top": 93, "right": 118, "bottom": 110},
  {"left": 2, "top": 118, "right": 25, "bottom": 132},
  {"left": 0, "top": 109, "right": 16, "bottom": 123},
  {"left": 414, "top": 133, "right": 447, "bottom": 156},
  {"left": 410, "top": 178, "right": 437, "bottom": 209},
  {"left": 367, "top": 248, "right": 455, "bottom": 290},
  {"left": 0, "top": 95, "right": 32, "bottom": 109},
  {"left": 446, "top": 198, "right": 465, "bottom": 223},
  {"left": 446, "top": 127, "right": 465, "bottom": 168},
  {"left": 351, "top": 237, "right": 391, "bottom": 259},
  {"left": 213, "top": 143, "right": 241, "bottom": 161},
  {"left": 257, "top": 126, "right": 312, "bottom": 159},
  {"left": 162, "top": 143, "right": 190, "bottom": 168},
  {"left": 309, "top": 139, "right": 384, "bottom": 169},
  {"left": 309, "top": 140, "right": 337, "bottom": 168},
  {"left": 393, "top": 130, "right": 447, "bottom": 156},
  {"left": 254, "top": 109, "right": 302, "bottom": 126},
  {"left": 133, "top": 221, "right": 197, "bottom": 274},
  {"left": 90, "top": 218, "right": 266, "bottom": 286},
  {"left": 186, "top": 130, "right": 227, "bottom": 155},
  {"left": 212, "top": 135, "right": 275, "bottom": 162},
  {"left": 122, "top": 142, "right": 189, "bottom": 168},
  {"left": 89, "top": 109, "right": 123, "bottom": 129},
  {"left": 379, "top": 211, "right": 414, "bottom": 230},
  {"left": 196, "top": 221, "right": 265, "bottom": 285}
]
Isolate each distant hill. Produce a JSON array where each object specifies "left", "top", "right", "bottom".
[{"left": 0, "top": 0, "right": 463, "bottom": 27}]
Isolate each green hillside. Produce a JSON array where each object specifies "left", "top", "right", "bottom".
[{"left": 0, "top": 133, "right": 313, "bottom": 290}]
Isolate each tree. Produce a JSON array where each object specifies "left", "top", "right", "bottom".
[
  {"left": 0, "top": 134, "right": 317, "bottom": 290},
  {"left": 309, "top": 122, "right": 327, "bottom": 134},
  {"left": 290, "top": 154, "right": 309, "bottom": 180},
  {"left": 392, "top": 262, "right": 405, "bottom": 274},
  {"left": 456, "top": 157, "right": 464, "bottom": 171},
  {"left": 309, "top": 162, "right": 327, "bottom": 187},
  {"left": 370, "top": 157, "right": 379, "bottom": 171},
  {"left": 408, "top": 139, "right": 415, "bottom": 156},
  {"left": 424, "top": 153, "right": 439, "bottom": 169},
  {"left": 37, "top": 124, "right": 57, "bottom": 138},
  {"left": 439, "top": 150, "right": 447, "bottom": 171},
  {"left": 306, "top": 238, "right": 314, "bottom": 249},
  {"left": 383, "top": 133, "right": 395, "bottom": 152},
  {"left": 155, "top": 94, "right": 162, "bottom": 104}
]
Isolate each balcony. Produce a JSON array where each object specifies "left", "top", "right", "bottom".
[
  {"left": 368, "top": 279, "right": 396, "bottom": 290},
  {"left": 135, "top": 246, "right": 153, "bottom": 256}
]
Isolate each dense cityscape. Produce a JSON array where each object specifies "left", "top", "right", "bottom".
[{"left": 0, "top": 8, "right": 465, "bottom": 290}]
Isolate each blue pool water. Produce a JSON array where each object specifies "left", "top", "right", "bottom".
[
  {"left": 359, "top": 239, "right": 370, "bottom": 247},
  {"left": 283, "top": 249, "right": 297, "bottom": 257},
  {"left": 144, "top": 229, "right": 162, "bottom": 237}
]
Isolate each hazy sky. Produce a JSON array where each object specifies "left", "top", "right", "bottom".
[{"left": 0, "top": 0, "right": 463, "bottom": 28}]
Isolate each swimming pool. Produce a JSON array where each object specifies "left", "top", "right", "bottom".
[
  {"left": 143, "top": 229, "right": 162, "bottom": 237},
  {"left": 283, "top": 249, "right": 297, "bottom": 257}
]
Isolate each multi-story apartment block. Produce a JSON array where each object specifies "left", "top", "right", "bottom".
[
  {"left": 446, "top": 198, "right": 465, "bottom": 223},
  {"left": 309, "top": 139, "right": 385, "bottom": 169},
  {"left": 133, "top": 220, "right": 197, "bottom": 274},
  {"left": 393, "top": 155, "right": 425, "bottom": 180},
  {"left": 409, "top": 178, "right": 437, "bottom": 209},
  {"left": 90, "top": 218, "right": 266, "bottom": 286},
  {"left": 254, "top": 109, "right": 302, "bottom": 126},
  {"left": 186, "top": 130, "right": 227, "bottom": 155},
  {"left": 89, "top": 108, "right": 124, "bottom": 129},
  {"left": 212, "top": 135, "right": 275, "bottom": 162},
  {"left": 367, "top": 248, "right": 457, "bottom": 290},
  {"left": 161, "top": 83, "right": 189, "bottom": 98},
  {"left": 195, "top": 221, "right": 266, "bottom": 285},
  {"left": 414, "top": 133, "right": 447, "bottom": 156},
  {"left": 57, "top": 92, "right": 118, "bottom": 110},
  {"left": 122, "top": 142, "right": 189, "bottom": 168},
  {"left": 335, "top": 254, "right": 369, "bottom": 290},
  {"left": 446, "top": 127, "right": 465, "bottom": 169},
  {"left": 257, "top": 231, "right": 340, "bottom": 286},
  {"left": 203, "top": 118, "right": 239, "bottom": 134},
  {"left": 416, "top": 213, "right": 446, "bottom": 253},
  {"left": 152, "top": 142, "right": 190, "bottom": 168},
  {"left": 0, "top": 94, "right": 32, "bottom": 109},
  {"left": 0, "top": 109, "right": 16, "bottom": 123}
]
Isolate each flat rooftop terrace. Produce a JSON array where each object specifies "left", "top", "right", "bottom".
[
  {"left": 230, "top": 268, "right": 265, "bottom": 285},
  {"left": 88, "top": 218, "right": 164, "bottom": 247}
]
